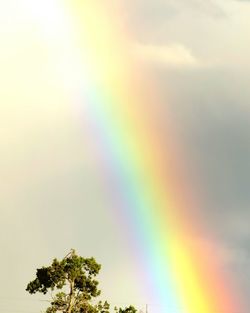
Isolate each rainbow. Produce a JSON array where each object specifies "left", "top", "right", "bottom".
[{"left": 20, "top": 1, "right": 242, "bottom": 312}]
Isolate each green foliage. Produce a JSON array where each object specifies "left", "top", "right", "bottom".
[
  {"left": 26, "top": 250, "right": 137, "bottom": 313},
  {"left": 115, "top": 306, "right": 137, "bottom": 313}
]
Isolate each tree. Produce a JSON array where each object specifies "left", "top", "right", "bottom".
[
  {"left": 26, "top": 249, "right": 137, "bottom": 313},
  {"left": 115, "top": 306, "right": 137, "bottom": 313}
]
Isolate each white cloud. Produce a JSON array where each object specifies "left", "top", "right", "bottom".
[{"left": 133, "top": 42, "right": 201, "bottom": 67}]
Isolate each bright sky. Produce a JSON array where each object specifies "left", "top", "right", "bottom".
[{"left": 0, "top": 1, "right": 250, "bottom": 313}]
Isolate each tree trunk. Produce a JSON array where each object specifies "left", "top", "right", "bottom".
[{"left": 67, "top": 281, "right": 75, "bottom": 313}]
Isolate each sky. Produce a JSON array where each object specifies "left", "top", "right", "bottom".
[{"left": 0, "top": 0, "right": 250, "bottom": 312}]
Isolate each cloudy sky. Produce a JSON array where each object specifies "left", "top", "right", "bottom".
[{"left": 0, "top": 0, "right": 250, "bottom": 312}]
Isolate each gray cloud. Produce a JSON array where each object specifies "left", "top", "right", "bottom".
[
  {"left": 122, "top": 0, "right": 225, "bottom": 43},
  {"left": 157, "top": 65, "right": 250, "bottom": 212}
]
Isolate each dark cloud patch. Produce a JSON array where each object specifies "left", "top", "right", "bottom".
[
  {"left": 155, "top": 66, "right": 250, "bottom": 215},
  {"left": 168, "top": 67, "right": 250, "bottom": 220}
]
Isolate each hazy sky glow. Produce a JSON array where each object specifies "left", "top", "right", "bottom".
[{"left": 0, "top": 1, "right": 250, "bottom": 313}]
